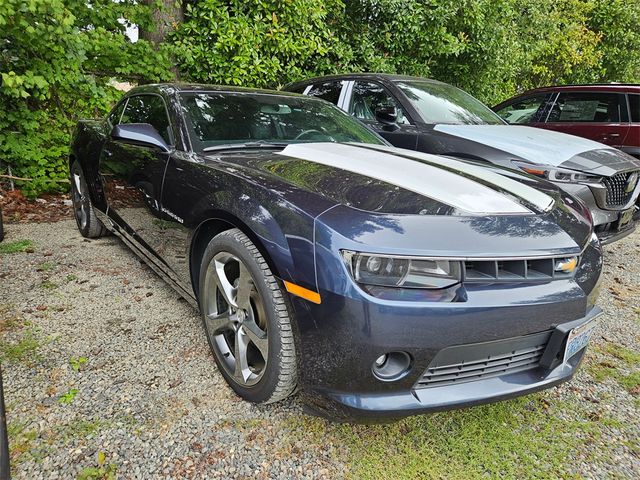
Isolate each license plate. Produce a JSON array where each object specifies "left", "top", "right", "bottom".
[
  {"left": 616, "top": 208, "right": 635, "bottom": 230},
  {"left": 564, "top": 318, "right": 597, "bottom": 362}
]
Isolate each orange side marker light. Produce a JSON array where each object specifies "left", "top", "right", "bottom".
[{"left": 284, "top": 281, "right": 321, "bottom": 304}]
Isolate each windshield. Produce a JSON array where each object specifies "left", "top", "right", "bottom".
[
  {"left": 180, "top": 92, "right": 386, "bottom": 152},
  {"left": 395, "top": 81, "right": 506, "bottom": 125}
]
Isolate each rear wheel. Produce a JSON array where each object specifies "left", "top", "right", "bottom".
[
  {"left": 199, "top": 229, "right": 297, "bottom": 404},
  {"left": 70, "top": 161, "right": 107, "bottom": 238}
]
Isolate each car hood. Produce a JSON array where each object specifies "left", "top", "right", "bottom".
[
  {"left": 272, "top": 142, "right": 557, "bottom": 216},
  {"left": 205, "top": 142, "right": 592, "bottom": 253},
  {"left": 433, "top": 124, "right": 640, "bottom": 175}
]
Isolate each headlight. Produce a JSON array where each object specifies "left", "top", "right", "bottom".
[
  {"left": 341, "top": 251, "right": 462, "bottom": 289},
  {"left": 513, "top": 161, "right": 601, "bottom": 184}
]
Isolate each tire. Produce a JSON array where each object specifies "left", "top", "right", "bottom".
[
  {"left": 70, "top": 161, "right": 107, "bottom": 238},
  {"left": 198, "top": 228, "right": 297, "bottom": 404}
]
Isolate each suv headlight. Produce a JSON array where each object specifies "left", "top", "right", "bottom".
[
  {"left": 513, "top": 161, "right": 601, "bottom": 184},
  {"left": 341, "top": 251, "right": 462, "bottom": 289}
]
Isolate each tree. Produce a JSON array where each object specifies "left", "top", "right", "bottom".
[{"left": 0, "top": 0, "right": 173, "bottom": 196}]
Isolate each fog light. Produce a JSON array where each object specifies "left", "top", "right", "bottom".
[
  {"left": 374, "top": 354, "right": 388, "bottom": 367},
  {"left": 372, "top": 351, "right": 412, "bottom": 381}
]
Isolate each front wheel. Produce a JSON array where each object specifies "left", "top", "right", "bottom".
[{"left": 198, "top": 229, "right": 297, "bottom": 404}]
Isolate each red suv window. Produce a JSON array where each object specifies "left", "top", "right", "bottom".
[
  {"left": 548, "top": 92, "right": 628, "bottom": 123},
  {"left": 628, "top": 94, "right": 640, "bottom": 123}
]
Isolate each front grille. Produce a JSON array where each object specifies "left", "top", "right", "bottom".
[
  {"left": 463, "top": 256, "right": 577, "bottom": 283},
  {"left": 602, "top": 172, "right": 638, "bottom": 208},
  {"left": 415, "top": 331, "right": 551, "bottom": 389}
]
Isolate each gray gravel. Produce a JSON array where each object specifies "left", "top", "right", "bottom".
[{"left": 0, "top": 219, "right": 638, "bottom": 479}]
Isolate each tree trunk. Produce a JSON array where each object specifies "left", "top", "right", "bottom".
[{"left": 139, "top": 0, "right": 183, "bottom": 46}]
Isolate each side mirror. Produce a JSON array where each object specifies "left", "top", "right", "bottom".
[
  {"left": 374, "top": 106, "right": 400, "bottom": 131},
  {"left": 111, "top": 123, "right": 170, "bottom": 153}
]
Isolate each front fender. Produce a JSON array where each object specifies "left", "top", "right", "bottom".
[{"left": 162, "top": 155, "right": 327, "bottom": 294}]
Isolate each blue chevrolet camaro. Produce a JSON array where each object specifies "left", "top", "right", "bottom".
[{"left": 69, "top": 84, "right": 603, "bottom": 420}]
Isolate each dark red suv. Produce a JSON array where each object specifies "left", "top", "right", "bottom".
[{"left": 493, "top": 84, "right": 640, "bottom": 159}]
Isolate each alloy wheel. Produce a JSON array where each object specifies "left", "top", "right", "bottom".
[{"left": 203, "top": 252, "right": 269, "bottom": 387}]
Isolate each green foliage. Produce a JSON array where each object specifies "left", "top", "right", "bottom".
[
  {"left": 58, "top": 388, "right": 79, "bottom": 405},
  {"left": 70, "top": 356, "right": 88, "bottom": 372},
  {"left": 171, "top": 0, "right": 345, "bottom": 87},
  {"left": 0, "top": 330, "right": 41, "bottom": 363},
  {"left": 2, "top": 0, "right": 639, "bottom": 197},
  {"left": 0, "top": 0, "right": 173, "bottom": 197},
  {"left": 77, "top": 451, "right": 117, "bottom": 480},
  {"left": 0, "top": 239, "right": 33, "bottom": 254}
]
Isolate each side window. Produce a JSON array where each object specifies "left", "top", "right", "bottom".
[
  {"left": 349, "top": 81, "right": 410, "bottom": 125},
  {"left": 494, "top": 94, "right": 552, "bottom": 124},
  {"left": 548, "top": 92, "right": 628, "bottom": 123},
  {"left": 628, "top": 94, "right": 640, "bottom": 123},
  {"left": 306, "top": 81, "right": 343, "bottom": 105},
  {"left": 107, "top": 101, "right": 126, "bottom": 126},
  {"left": 120, "top": 95, "right": 173, "bottom": 145}
]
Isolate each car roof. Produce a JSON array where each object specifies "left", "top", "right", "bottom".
[
  {"left": 285, "top": 73, "right": 447, "bottom": 89},
  {"left": 515, "top": 84, "right": 640, "bottom": 96},
  {"left": 126, "top": 83, "right": 306, "bottom": 98}
]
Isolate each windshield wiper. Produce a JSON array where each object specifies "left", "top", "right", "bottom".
[{"left": 202, "top": 141, "right": 289, "bottom": 152}]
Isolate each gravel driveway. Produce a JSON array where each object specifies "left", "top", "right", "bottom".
[{"left": 1, "top": 219, "right": 638, "bottom": 479}]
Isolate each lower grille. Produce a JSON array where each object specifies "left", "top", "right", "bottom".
[
  {"left": 602, "top": 172, "right": 638, "bottom": 208},
  {"left": 415, "top": 331, "right": 551, "bottom": 389}
]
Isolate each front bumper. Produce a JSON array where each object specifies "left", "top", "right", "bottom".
[
  {"left": 554, "top": 182, "right": 637, "bottom": 244},
  {"left": 297, "top": 306, "right": 601, "bottom": 420}
]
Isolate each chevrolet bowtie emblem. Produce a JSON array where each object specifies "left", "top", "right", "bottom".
[
  {"left": 625, "top": 172, "right": 639, "bottom": 194},
  {"left": 555, "top": 257, "right": 578, "bottom": 273}
]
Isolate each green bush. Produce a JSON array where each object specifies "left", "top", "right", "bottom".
[
  {"left": 1, "top": 0, "right": 639, "bottom": 197},
  {"left": 172, "top": 0, "right": 346, "bottom": 88},
  {"left": 0, "top": 0, "right": 172, "bottom": 197}
]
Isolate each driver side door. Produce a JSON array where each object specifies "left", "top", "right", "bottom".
[{"left": 99, "top": 94, "right": 175, "bottom": 257}]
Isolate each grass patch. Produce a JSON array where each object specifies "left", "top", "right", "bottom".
[
  {"left": 58, "top": 418, "right": 111, "bottom": 441},
  {"left": 589, "top": 342, "right": 640, "bottom": 394},
  {"left": 36, "top": 261, "right": 56, "bottom": 272},
  {"left": 40, "top": 280, "right": 59, "bottom": 290},
  {"left": 285, "top": 394, "right": 613, "bottom": 479},
  {"left": 0, "top": 239, "right": 33, "bottom": 254},
  {"left": 7, "top": 421, "right": 41, "bottom": 465},
  {"left": 0, "top": 331, "right": 41, "bottom": 363}
]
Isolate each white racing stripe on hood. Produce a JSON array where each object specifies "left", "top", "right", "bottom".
[
  {"left": 367, "top": 144, "right": 555, "bottom": 212},
  {"left": 434, "top": 124, "right": 611, "bottom": 167},
  {"left": 278, "top": 143, "right": 533, "bottom": 215}
]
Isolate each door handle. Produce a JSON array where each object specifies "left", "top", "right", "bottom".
[{"left": 607, "top": 133, "right": 621, "bottom": 138}]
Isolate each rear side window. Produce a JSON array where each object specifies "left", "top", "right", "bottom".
[
  {"left": 121, "top": 94, "right": 173, "bottom": 145},
  {"left": 548, "top": 92, "right": 628, "bottom": 123},
  {"left": 628, "top": 94, "right": 640, "bottom": 123},
  {"left": 306, "top": 81, "right": 343, "bottom": 105},
  {"left": 494, "top": 94, "right": 552, "bottom": 124}
]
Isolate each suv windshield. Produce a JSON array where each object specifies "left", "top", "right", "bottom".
[
  {"left": 395, "top": 81, "right": 505, "bottom": 125},
  {"left": 180, "top": 92, "right": 385, "bottom": 151}
]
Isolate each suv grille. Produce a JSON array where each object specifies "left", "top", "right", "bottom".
[
  {"left": 602, "top": 172, "right": 638, "bottom": 208},
  {"left": 415, "top": 331, "right": 551, "bottom": 389},
  {"left": 463, "top": 256, "right": 578, "bottom": 283}
]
